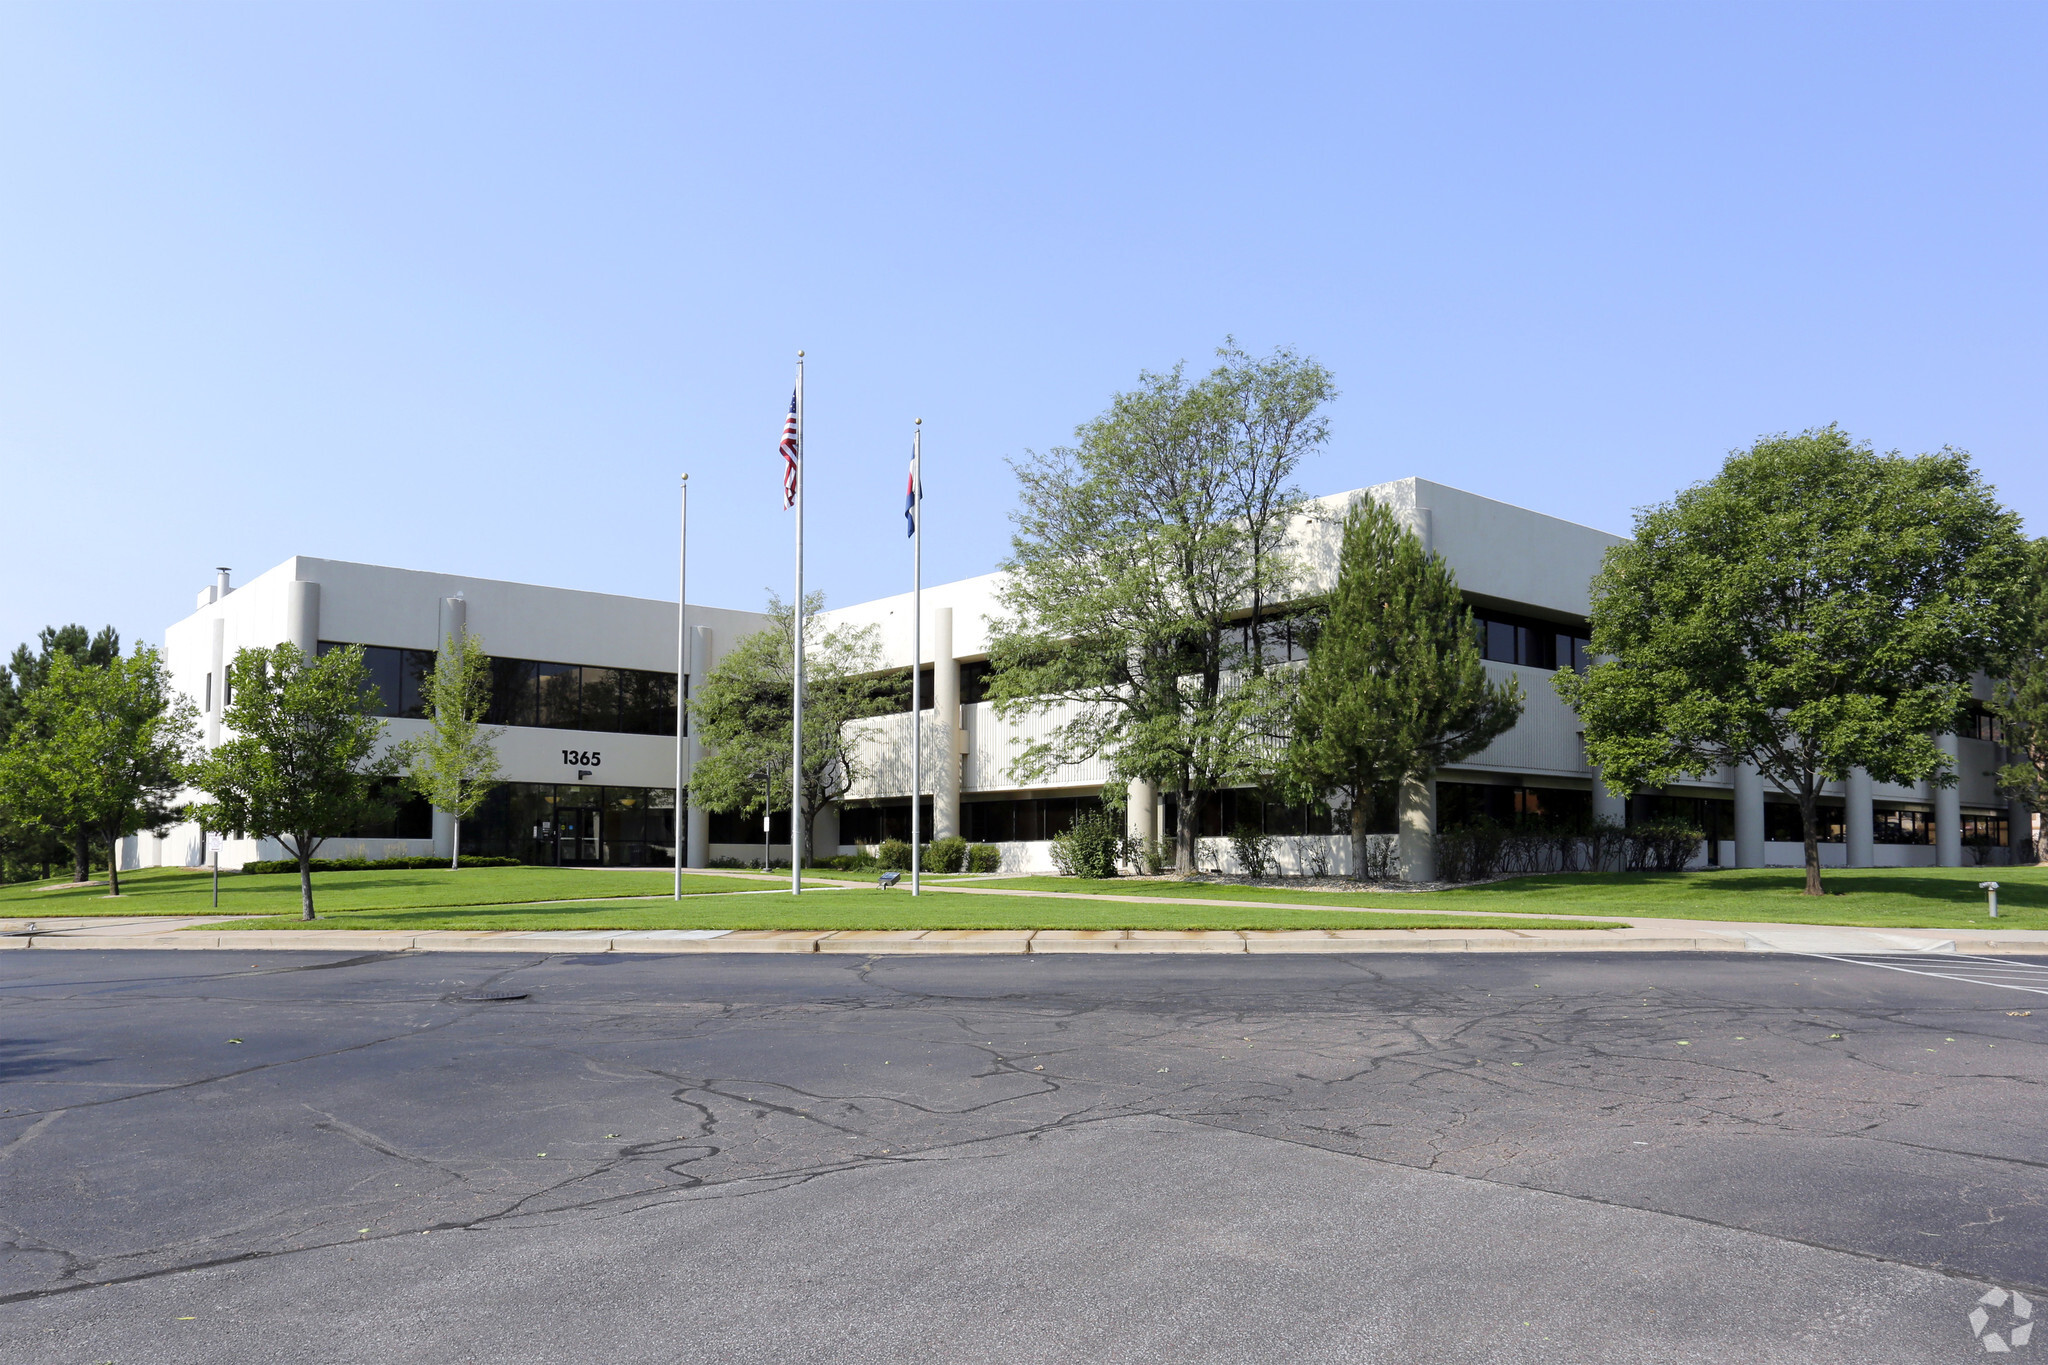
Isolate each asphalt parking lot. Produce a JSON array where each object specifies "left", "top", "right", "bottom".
[{"left": 2, "top": 947, "right": 2044, "bottom": 1363}]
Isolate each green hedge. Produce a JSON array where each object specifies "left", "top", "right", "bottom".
[
  {"left": 926, "top": 836, "right": 968, "bottom": 874},
  {"left": 239, "top": 855, "right": 523, "bottom": 875}
]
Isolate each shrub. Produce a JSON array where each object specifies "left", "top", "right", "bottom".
[
  {"left": 823, "top": 851, "right": 877, "bottom": 871},
  {"left": 1303, "top": 841, "right": 1330, "bottom": 879},
  {"left": 1358, "top": 834, "right": 1397, "bottom": 882},
  {"left": 1228, "top": 824, "right": 1276, "bottom": 879},
  {"left": 239, "top": 854, "right": 522, "bottom": 875},
  {"left": 1049, "top": 811, "right": 1120, "bottom": 878},
  {"left": 1627, "top": 819, "right": 1702, "bottom": 873},
  {"left": 927, "top": 835, "right": 969, "bottom": 874},
  {"left": 877, "top": 839, "right": 913, "bottom": 871},
  {"left": 1433, "top": 819, "right": 1507, "bottom": 883},
  {"left": 966, "top": 843, "right": 1003, "bottom": 873}
]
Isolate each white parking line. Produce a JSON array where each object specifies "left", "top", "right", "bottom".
[{"left": 1795, "top": 951, "right": 2048, "bottom": 997}]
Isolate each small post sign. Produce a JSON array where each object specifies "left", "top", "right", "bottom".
[{"left": 1981, "top": 881, "right": 2001, "bottom": 919}]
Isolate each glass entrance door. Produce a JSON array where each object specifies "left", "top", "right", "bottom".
[{"left": 557, "top": 808, "right": 601, "bottom": 865}]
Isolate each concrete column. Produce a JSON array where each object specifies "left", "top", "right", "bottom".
[
  {"left": 285, "top": 579, "right": 320, "bottom": 657},
  {"left": 932, "top": 607, "right": 961, "bottom": 840},
  {"left": 685, "top": 626, "right": 711, "bottom": 868},
  {"left": 1935, "top": 731, "right": 1962, "bottom": 867},
  {"left": 813, "top": 802, "right": 841, "bottom": 856},
  {"left": 1127, "top": 777, "right": 1158, "bottom": 847},
  {"left": 1844, "top": 767, "right": 1874, "bottom": 867},
  {"left": 438, "top": 594, "right": 467, "bottom": 651},
  {"left": 206, "top": 618, "right": 226, "bottom": 746},
  {"left": 432, "top": 809, "right": 455, "bottom": 861},
  {"left": 1734, "top": 761, "right": 1765, "bottom": 868},
  {"left": 2011, "top": 797, "right": 2034, "bottom": 865},
  {"left": 1590, "top": 770, "right": 1627, "bottom": 828},
  {"left": 1397, "top": 770, "right": 1436, "bottom": 882}
]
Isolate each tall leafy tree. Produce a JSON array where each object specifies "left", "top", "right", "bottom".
[
  {"left": 0, "top": 647, "right": 198, "bottom": 895},
  {"left": 189, "top": 643, "right": 397, "bottom": 919},
  {"left": 395, "top": 632, "right": 503, "bottom": 869},
  {"left": 987, "top": 344, "right": 1335, "bottom": 873},
  {"left": 1559, "top": 426, "right": 2028, "bottom": 896},
  {"left": 688, "top": 593, "right": 882, "bottom": 863},
  {"left": 1992, "top": 536, "right": 2048, "bottom": 862},
  {"left": 0, "top": 624, "right": 122, "bottom": 882},
  {"left": 1283, "top": 497, "right": 1522, "bottom": 876}
]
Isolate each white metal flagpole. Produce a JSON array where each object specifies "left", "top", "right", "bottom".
[
  {"left": 910, "top": 419, "right": 922, "bottom": 897},
  {"left": 674, "top": 474, "right": 688, "bottom": 899},
  {"left": 790, "top": 352, "right": 805, "bottom": 895}
]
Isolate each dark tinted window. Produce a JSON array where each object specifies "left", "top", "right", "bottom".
[
  {"left": 399, "top": 649, "right": 435, "bottom": 718},
  {"left": 487, "top": 658, "right": 537, "bottom": 726},
  {"left": 579, "top": 667, "right": 623, "bottom": 733},
  {"left": 1470, "top": 608, "right": 1588, "bottom": 671},
  {"left": 533, "top": 663, "right": 578, "bottom": 728},
  {"left": 622, "top": 670, "right": 680, "bottom": 736},
  {"left": 319, "top": 642, "right": 423, "bottom": 719}
]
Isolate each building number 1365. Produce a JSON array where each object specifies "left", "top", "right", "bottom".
[{"left": 561, "top": 750, "right": 601, "bottom": 767}]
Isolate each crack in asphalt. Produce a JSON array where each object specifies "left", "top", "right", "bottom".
[{"left": 4, "top": 948, "right": 2046, "bottom": 1309}]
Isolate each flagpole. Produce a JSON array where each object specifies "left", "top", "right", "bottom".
[
  {"left": 684, "top": 474, "right": 700, "bottom": 900},
  {"left": 911, "top": 419, "right": 922, "bottom": 897},
  {"left": 790, "top": 352, "right": 805, "bottom": 895}
]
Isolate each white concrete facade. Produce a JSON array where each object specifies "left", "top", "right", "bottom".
[{"left": 129, "top": 478, "right": 2026, "bottom": 876}]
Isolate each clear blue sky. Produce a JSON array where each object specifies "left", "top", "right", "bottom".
[{"left": 3, "top": 2, "right": 2043, "bottom": 657}]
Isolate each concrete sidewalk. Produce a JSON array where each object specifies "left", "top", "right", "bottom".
[{"left": 4, "top": 914, "right": 2045, "bottom": 956}]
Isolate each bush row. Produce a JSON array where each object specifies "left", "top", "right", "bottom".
[
  {"left": 1432, "top": 817, "right": 1704, "bottom": 883},
  {"left": 239, "top": 855, "right": 523, "bottom": 875},
  {"left": 873, "top": 838, "right": 1003, "bottom": 874}
]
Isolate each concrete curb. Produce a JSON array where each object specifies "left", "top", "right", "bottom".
[
  {"left": 7, "top": 911, "right": 2048, "bottom": 958},
  {"left": 9, "top": 925, "right": 2044, "bottom": 956}
]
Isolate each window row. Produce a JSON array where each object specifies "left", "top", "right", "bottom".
[
  {"left": 318, "top": 642, "right": 681, "bottom": 735},
  {"left": 1962, "top": 701, "right": 2008, "bottom": 745},
  {"left": 334, "top": 780, "right": 435, "bottom": 840},
  {"left": 867, "top": 658, "right": 1000, "bottom": 713},
  {"left": 459, "top": 782, "right": 676, "bottom": 866},
  {"left": 1469, "top": 609, "right": 1592, "bottom": 672},
  {"left": 1162, "top": 789, "right": 1348, "bottom": 838}
]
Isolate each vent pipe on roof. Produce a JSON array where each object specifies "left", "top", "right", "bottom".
[{"left": 216, "top": 568, "right": 233, "bottom": 599}]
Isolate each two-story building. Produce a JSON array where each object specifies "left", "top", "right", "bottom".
[{"left": 124, "top": 477, "right": 2028, "bottom": 877}]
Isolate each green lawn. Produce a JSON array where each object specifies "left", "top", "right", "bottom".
[
  {"left": 964, "top": 867, "right": 2039, "bottom": 929},
  {"left": 0, "top": 865, "right": 792, "bottom": 917},
  {"left": 211, "top": 888, "right": 1614, "bottom": 933}
]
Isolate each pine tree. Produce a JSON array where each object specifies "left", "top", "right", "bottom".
[{"left": 1282, "top": 497, "right": 1521, "bottom": 879}]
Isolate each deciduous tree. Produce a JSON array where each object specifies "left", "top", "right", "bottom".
[
  {"left": 189, "top": 643, "right": 397, "bottom": 919},
  {"left": 1558, "top": 426, "right": 2028, "bottom": 895},
  {"left": 0, "top": 624, "right": 121, "bottom": 882},
  {"left": 0, "top": 647, "right": 197, "bottom": 894},
  {"left": 395, "top": 632, "right": 502, "bottom": 869},
  {"left": 986, "top": 344, "right": 1335, "bottom": 873},
  {"left": 1993, "top": 537, "right": 2048, "bottom": 862},
  {"left": 688, "top": 593, "right": 882, "bottom": 863}
]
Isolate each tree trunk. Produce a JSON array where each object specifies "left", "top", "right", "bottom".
[
  {"left": 105, "top": 831, "right": 122, "bottom": 896},
  {"left": 1797, "top": 792, "right": 1824, "bottom": 896},
  {"left": 298, "top": 845, "right": 316, "bottom": 920},
  {"left": 451, "top": 814, "right": 460, "bottom": 870},
  {"left": 1351, "top": 795, "right": 1372, "bottom": 881},
  {"left": 72, "top": 831, "right": 89, "bottom": 884},
  {"left": 1175, "top": 776, "right": 1197, "bottom": 875}
]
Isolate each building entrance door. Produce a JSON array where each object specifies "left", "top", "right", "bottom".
[{"left": 557, "top": 807, "right": 602, "bottom": 865}]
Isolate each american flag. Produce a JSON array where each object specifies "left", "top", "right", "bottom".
[{"left": 779, "top": 390, "right": 799, "bottom": 510}]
